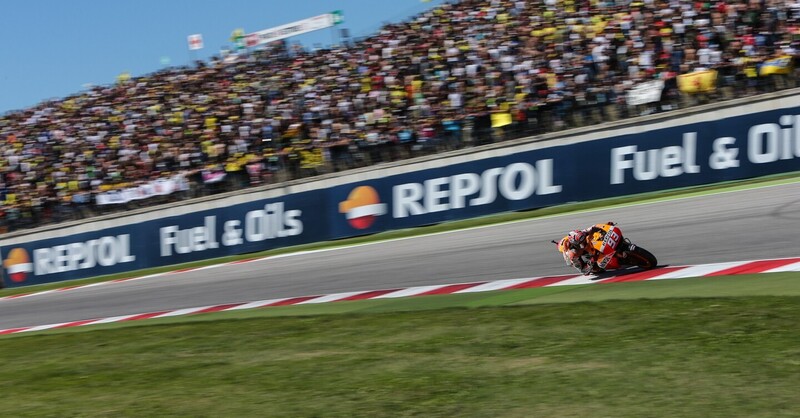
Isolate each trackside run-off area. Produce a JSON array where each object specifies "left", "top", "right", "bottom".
[{"left": 1, "top": 256, "right": 798, "bottom": 335}]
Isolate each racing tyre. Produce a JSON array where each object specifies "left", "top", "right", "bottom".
[{"left": 627, "top": 246, "right": 658, "bottom": 269}]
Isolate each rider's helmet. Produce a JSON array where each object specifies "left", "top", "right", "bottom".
[
  {"left": 558, "top": 236, "right": 570, "bottom": 252},
  {"left": 567, "top": 230, "right": 586, "bottom": 250}
]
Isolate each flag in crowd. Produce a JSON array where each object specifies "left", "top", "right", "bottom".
[{"left": 187, "top": 34, "right": 204, "bottom": 51}]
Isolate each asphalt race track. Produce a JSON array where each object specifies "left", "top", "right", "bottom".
[{"left": 1, "top": 182, "right": 799, "bottom": 330}]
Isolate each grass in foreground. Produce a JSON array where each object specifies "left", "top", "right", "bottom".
[{"left": 1, "top": 274, "right": 800, "bottom": 417}]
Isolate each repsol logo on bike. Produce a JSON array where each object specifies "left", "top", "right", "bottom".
[
  {"left": 393, "top": 160, "right": 562, "bottom": 218},
  {"left": 3, "top": 235, "right": 136, "bottom": 281},
  {"left": 610, "top": 113, "right": 800, "bottom": 184}
]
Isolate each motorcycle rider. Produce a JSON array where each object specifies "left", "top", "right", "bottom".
[{"left": 560, "top": 222, "right": 615, "bottom": 275}]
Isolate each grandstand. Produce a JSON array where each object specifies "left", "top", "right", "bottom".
[{"left": 1, "top": 0, "right": 798, "bottom": 232}]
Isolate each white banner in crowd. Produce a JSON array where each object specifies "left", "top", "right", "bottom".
[
  {"left": 245, "top": 13, "right": 338, "bottom": 47},
  {"left": 202, "top": 170, "right": 226, "bottom": 184},
  {"left": 626, "top": 80, "right": 665, "bottom": 106},
  {"left": 95, "top": 175, "right": 190, "bottom": 206},
  {"left": 187, "top": 34, "right": 204, "bottom": 51}
]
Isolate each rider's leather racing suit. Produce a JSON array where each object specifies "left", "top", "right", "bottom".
[{"left": 564, "top": 224, "right": 611, "bottom": 275}]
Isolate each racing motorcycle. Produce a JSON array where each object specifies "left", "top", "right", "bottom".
[{"left": 552, "top": 222, "right": 658, "bottom": 275}]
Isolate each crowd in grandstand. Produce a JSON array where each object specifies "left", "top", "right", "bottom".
[{"left": 2, "top": 0, "right": 800, "bottom": 232}]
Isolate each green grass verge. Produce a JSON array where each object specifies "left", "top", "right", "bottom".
[
  {"left": 2, "top": 171, "right": 799, "bottom": 297},
  {"left": 2, "top": 274, "right": 799, "bottom": 417}
]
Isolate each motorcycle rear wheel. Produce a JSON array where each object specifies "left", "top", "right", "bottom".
[{"left": 627, "top": 246, "right": 658, "bottom": 269}]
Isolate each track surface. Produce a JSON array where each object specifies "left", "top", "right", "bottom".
[{"left": 1, "top": 182, "right": 799, "bottom": 329}]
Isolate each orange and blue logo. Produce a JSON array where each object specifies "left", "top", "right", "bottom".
[
  {"left": 339, "top": 186, "right": 387, "bottom": 229},
  {"left": 3, "top": 248, "right": 33, "bottom": 283}
]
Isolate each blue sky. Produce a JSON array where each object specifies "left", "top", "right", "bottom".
[{"left": 0, "top": 0, "right": 443, "bottom": 114}]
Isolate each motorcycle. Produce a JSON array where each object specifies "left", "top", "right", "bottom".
[{"left": 552, "top": 222, "right": 658, "bottom": 274}]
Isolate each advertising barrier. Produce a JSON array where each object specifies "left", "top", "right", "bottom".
[
  {"left": 2, "top": 102, "right": 800, "bottom": 287},
  {"left": 0, "top": 191, "right": 327, "bottom": 287}
]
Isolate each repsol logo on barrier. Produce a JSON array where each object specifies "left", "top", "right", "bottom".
[
  {"left": 2, "top": 235, "right": 136, "bottom": 282},
  {"left": 338, "top": 186, "right": 386, "bottom": 230},
  {"left": 393, "top": 160, "right": 562, "bottom": 218},
  {"left": 159, "top": 202, "right": 302, "bottom": 256},
  {"left": 611, "top": 114, "right": 800, "bottom": 184},
  {"left": 338, "top": 160, "right": 562, "bottom": 225}
]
